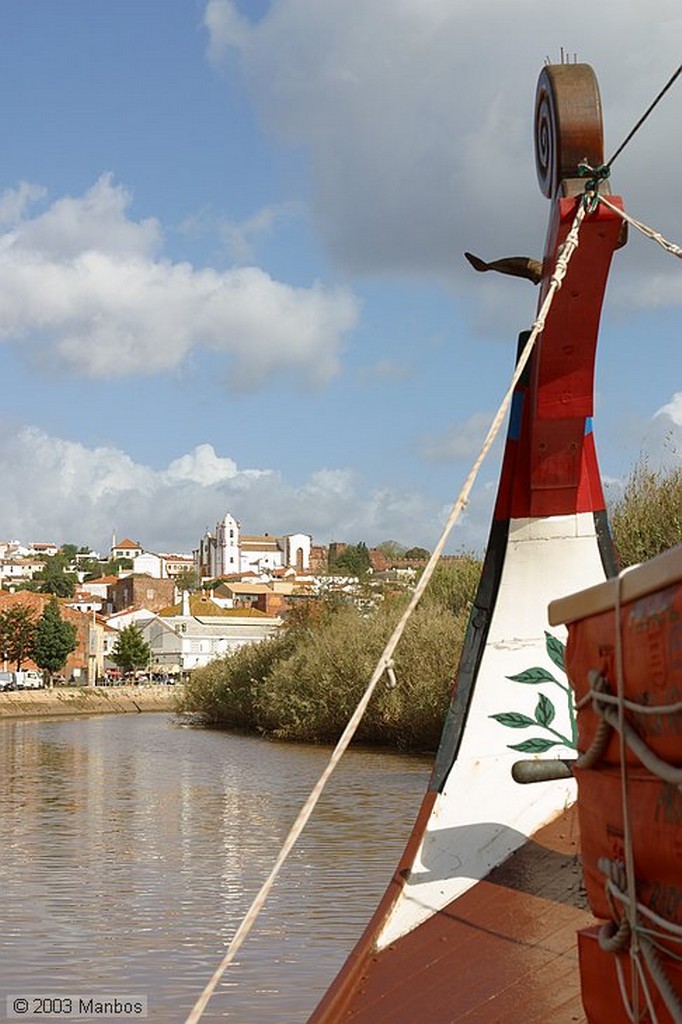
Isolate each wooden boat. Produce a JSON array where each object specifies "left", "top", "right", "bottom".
[{"left": 306, "top": 62, "right": 682, "bottom": 1024}]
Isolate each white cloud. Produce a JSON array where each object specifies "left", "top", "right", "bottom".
[
  {"left": 656, "top": 392, "right": 682, "bottom": 427},
  {"left": 219, "top": 201, "right": 301, "bottom": 264},
  {"left": 420, "top": 411, "right": 497, "bottom": 463},
  {"left": 0, "top": 182, "right": 47, "bottom": 227},
  {"left": 204, "top": 0, "right": 251, "bottom": 62},
  {"left": 166, "top": 444, "right": 271, "bottom": 486},
  {"left": 0, "top": 427, "right": 486, "bottom": 555},
  {"left": 205, "top": 0, "right": 682, "bottom": 319},
  {"left": 0, "top": 175, "right": 358, "bottom": 388},
  {"left": 650, "top": 392, "right": 682, "bottom": 463}
]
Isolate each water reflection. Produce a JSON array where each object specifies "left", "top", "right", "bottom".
[{"left": 0, "top": 714, "right": 431, "bottom": 1021}]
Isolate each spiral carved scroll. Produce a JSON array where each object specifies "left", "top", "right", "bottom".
[{"left": 534, "top": 64, "right": 604, "bottom": 198}]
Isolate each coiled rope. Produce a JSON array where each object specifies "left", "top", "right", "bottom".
[
  {"left": 577, "top": 670, "right": 682, "bottom": 784},
  {"left": 182, "top": 190, "right": 590, "bottom": 1024},
  {"left": 599, "top": 858, "right": 682, "bottom": 1024}
]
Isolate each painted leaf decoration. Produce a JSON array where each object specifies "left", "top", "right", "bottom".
[
  {"left": 506, "top": 667, "right": 559, "bottom": 685},
  {"left": 535, "top": 693, "right": 555, "bottom": 727},
  {"left": 545, "top": 631, "right": 566, "bottom": 671},
  {"left": 490, "top": 712, "right": 535, "bottom": 729},
  {"left": 508, "top": 737, "right": 561, "bottom": 753}
]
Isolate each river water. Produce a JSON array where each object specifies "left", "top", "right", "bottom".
[{"left": 0, "top": 713, "right": 432, "bottom": 1022}]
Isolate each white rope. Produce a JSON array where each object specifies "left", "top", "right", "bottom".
[
  {"left": 182, "top": 199, "right": 589, "bottom": 1024},
  {"left": 578, "top": 688, "right": 682, "bottom": 717},
  {"left": 598, "top": 195, "right": 682, "bottom": 258},
  {"left": 602, "top": 866, "right": 682, "bottom": 1023}
]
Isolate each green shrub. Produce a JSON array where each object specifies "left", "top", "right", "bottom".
[
  {"left": 176, "top": 556, "right": 480, "bottom": 750},
  {"left": 256, "top": 599, "right": 465, "bottom": 749},
  {"left": 175, "top": 631, "right": 295, "bottom": 728}
]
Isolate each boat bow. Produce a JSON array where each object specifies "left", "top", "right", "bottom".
[{"left": 308, "top": 60, "right": 626, "bottom": 1024}]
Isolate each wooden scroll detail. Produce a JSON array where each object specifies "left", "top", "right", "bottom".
[{"left": 534, "top": 64, "right": 604, "bottom": 198}]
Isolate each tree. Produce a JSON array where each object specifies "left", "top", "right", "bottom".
[
  {"left": 111, "top": 624, "right": 151, "bottom": 677},
  {"left": 330, "top": 541, "right": 372, "bottom": 577},
  {"left": 0, "top": 605, "right": 38, "bottom": 670},
  {"left": 175, "top": 568, "right": 198, "bottom": 592},
  {"left": 98, "top": 557, "right": 132, "bottom": 577},
  {"left": 404, "top": 547, "right": 431, "bottom": 560},
  {"left": 33, "top": 597, "right": 78, "bottom": 687},
  {"left": 35, "top": 554, "right": 77, "bottom": 598},
  {"left": 375, "top": 540, "right": 407, "bottom": 560}
]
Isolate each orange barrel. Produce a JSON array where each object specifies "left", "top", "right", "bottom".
[
  {"left": 578, "top": 925, "right": 682, "bottom": 1024},
  {"left": 548, "top": 548, "right": 682, "bottom": 768},
  {"left": 574, "top": 764, "right": 682, "bottom": 926},
  {"left": 566, "top": 581, "right": 682, "bottom": 766}
]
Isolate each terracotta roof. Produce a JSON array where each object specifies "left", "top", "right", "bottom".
[
  {"left": 158, "top": 595, "right": 271, "bottom": 619},
  {"left": 113, "top": 538, "right": 141, "bottom": 549},
  {"left": 218, "top": 582, "right": 272, "bottom": 595},
  {"left": 0, "top": 591, "right": 90, "bottom": 624},
  {"left": 158, "top": 594, "right": 232, "bottom": 618}
]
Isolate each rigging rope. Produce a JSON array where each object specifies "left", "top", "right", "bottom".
[
  {"left": 598, "top": 195, "right": 682, "bottom": 259},
  {"left": 182, "top": 193, "right": 590, "bottom": 1024},
  {"left": 606, "top": 63, "right": 682, "bottom": 169}
]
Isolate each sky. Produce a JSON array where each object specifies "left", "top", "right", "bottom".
[{"left": 0, "top": 0, "right": 680, "bottom": 559}]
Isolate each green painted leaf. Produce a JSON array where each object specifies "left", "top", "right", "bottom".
[
  {"left": 506, "top": 667, "right": 559, "bottom": 685},
  {"left": 535, "top": 693, "right": 555, "bottom": 727},
  {"left": 507, "top": 737, "right": 561, "bottom": 753},
  {"left": 545, "top": 631, "right": 566, "bottom": 671},
  {"left": 489, "top": 712, "right": 535, "bottom": 729}
]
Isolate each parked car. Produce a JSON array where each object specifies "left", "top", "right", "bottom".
[
  {"left": 14, "top": 670, "right": 44, "bottom": 689},
  {"left": 0, "top": 671, "right": 16, "bottom": 691}
]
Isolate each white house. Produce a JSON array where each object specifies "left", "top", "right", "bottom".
[
  {"left": 0, "top": 557, "right": 45, "bottom": 584},
  {"left": 131, "top": 551, "right": 194, "bottom": 580},
  {"left": 138, "top": 591, "right": 281, "bottom": 672},
  {"left": 133, "top": 552, "right": 166, "bottom": 579}
]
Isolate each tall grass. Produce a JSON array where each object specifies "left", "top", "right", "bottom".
[
  {"left": 176, "top": 557, "right": 480, "bottom": 751},
  {"left": 609, "top": 460, "right": 682, "bottom": 567}
]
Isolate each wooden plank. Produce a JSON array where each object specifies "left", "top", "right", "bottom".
[
  {"left": 548, "top": 543, "right": 682, "bottom": 624},
  {"left": 311, "top": 806, "right": 595, "bottom": 1024}
]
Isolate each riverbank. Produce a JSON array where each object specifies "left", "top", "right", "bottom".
[{"left": 0, "top": 684, "right": 181, "bottom": 719}]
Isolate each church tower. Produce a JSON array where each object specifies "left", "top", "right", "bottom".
[{"left": 215, "top": 513, "right": 240, "bottom": 577}]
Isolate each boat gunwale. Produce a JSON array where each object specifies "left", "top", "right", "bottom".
[{"left": 548, "top": 543, "right": 682, "bottom": 625}]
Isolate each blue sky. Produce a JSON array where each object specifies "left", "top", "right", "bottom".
[{"left": 0, "top": 0, "right": 680, "bottom": 558}]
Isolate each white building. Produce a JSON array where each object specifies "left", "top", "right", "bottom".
[
  {"left": 136, "top": 591, "right": 281, "bottom": 672},
  {"left": 195, "top": 512, "right": 311, "bottom": 580},
  {"left": 0, "top": 557, "right": 45, "bottom": 585},
  {"left": 132, "top": 551, "right": 194, "bottom": 580}
]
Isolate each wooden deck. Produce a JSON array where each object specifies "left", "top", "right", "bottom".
[{"left": 309, "top": 804, "right": 595, "bottom": 1023}]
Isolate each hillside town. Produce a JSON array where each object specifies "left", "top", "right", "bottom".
[{"left": 0, "top": 511, "right": 427, "bottom": 685}]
